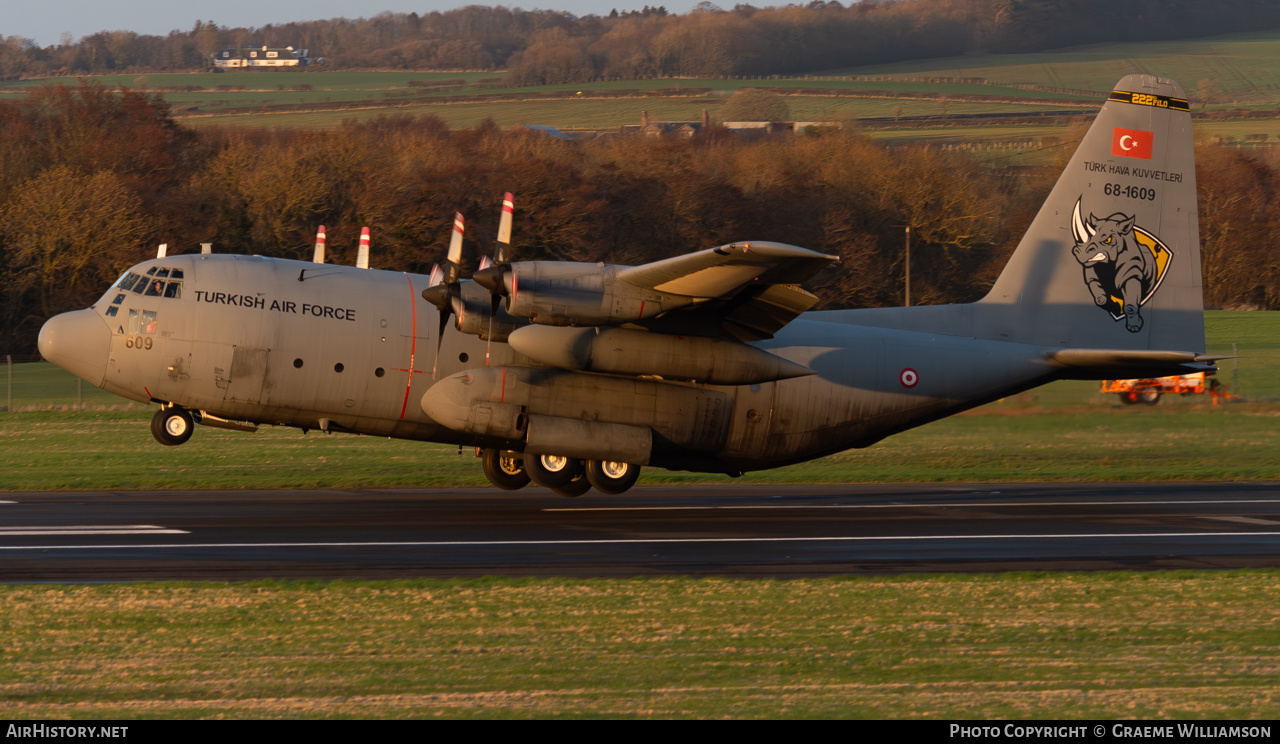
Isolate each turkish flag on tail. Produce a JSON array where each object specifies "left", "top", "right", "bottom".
[{"left": 1112, "top": 128, "right": 1153, "bottom": 159}]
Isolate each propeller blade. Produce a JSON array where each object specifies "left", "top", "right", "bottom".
[
  {"left": 445, "top": 213, "right": 464, "bottom": 283},
  {"left": 312, "top": 225, "right": 326, "bottom": 264},
  {"left": 495, "top": 192, "right": 514, "bottom": 264},
  {"left": 427, "top": 263, "right": 442, "bottom": 287},
  {"left": 433, "top": 304, "right": 450, "bottom": 377},
  {"left": 356, "top": 226, "right": 370, "bottom": 269}
]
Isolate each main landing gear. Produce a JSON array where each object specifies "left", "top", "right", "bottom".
[
  {"left": 479, "top": 448, "right": 641, "bottom": 496},
  {"left": 151, "top": 406, "right": 194, "bottom": 446}
]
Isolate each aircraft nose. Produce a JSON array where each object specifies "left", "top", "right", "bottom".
[{"left": 38, "top": 309, "right": 112, "bottom": 387}]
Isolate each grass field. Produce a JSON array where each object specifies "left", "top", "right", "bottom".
[
  {"left": 8, "top": 32, "right": 1280, "bottom": 150},
  {"left": 847, "top": 31, "right": 1280, "bottom": 106},
  {"left": 1, "top": 573, "right": 1277, "bottom": 719}
]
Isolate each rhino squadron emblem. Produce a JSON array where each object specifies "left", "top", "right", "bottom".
[{"left": 1070, "top": 197, "right": 1173, "bottom": 333}]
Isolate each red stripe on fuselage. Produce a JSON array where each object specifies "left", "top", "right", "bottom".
[{"left": 399, "top": 273, "right": 417, "bottom": 419}]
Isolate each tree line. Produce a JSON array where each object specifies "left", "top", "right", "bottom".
[
  {"left": 3, "top": 0, "right": 1279, "bottom": 80},
  {"left": 1, "top": 83, "right": 1277, "bottom": 354}
]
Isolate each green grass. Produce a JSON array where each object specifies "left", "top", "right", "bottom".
[
  {"left": 2, "top": 405, "right": 1278, "bottom": 491},
  {"left": 844, "top": 31, "right": 1280, "bottom": 105},
  {"left": 1, "top": 573, "right": 1277, "bottom": 718}
]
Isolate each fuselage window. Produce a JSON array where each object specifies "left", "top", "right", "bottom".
[
  {"left": 112, "top": 294, "right": 125, "bottom": 305},
  {"left": 169, "top": 269, "right": 184, "bottom": 280},
  {"left": 127, "top": 309, "right": 141, "bottom": 334},
  {"left": 144, "top": 279, "right": 165, "bottom": 296},
  {"left": 145, "top": 267, "right": 157, "bottom": 276},
  {"left": 163, "top": 281, "right": 182, "bottom": 299},
  {"left": 105, "top": 306, "right": 119, "bottom": 317},
  {"left": 155, "top": 268, "right": 170, "bottom": 279},
  {"left": 119, "top": 273, "right": 141, "bottom": 292}
]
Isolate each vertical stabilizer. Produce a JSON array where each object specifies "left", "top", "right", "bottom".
[{"left": 981, "top": 75, "right": 1203, "bottom": 353}]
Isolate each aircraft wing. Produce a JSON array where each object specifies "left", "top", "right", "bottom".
[
  {"left": 617, "top": 241, "right": 837, "bottom": 341},
  {"left": 616, "top": 241, "right": 836, "bottom": 297}
]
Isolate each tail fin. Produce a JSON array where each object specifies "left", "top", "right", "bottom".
[{"left": 982, "top": 75, "right": 1203, "bottom": 353}]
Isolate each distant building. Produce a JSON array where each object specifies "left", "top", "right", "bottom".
[
  {"left": 210, "top": 46, "right": 318, "bottom": 69},
  {"left": 629, "top": 109, "right": 711, "bottom": 139}
]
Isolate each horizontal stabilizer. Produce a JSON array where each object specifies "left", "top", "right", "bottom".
[{"left": 1044, "top": 348, "right": 1222, "bottom": 379}]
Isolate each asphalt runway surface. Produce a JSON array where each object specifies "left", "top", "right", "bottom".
[{"left": 3, "top": 482, "right": 1280, "bottom": 580}]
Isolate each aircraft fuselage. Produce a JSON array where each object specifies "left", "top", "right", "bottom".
[{"left": 66, "top": 253, "right": 1059, "bottom": 475}]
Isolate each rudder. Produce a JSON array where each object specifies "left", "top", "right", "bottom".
[{"left": 981, "top": 75, "right": 1203, "bottom": 354}]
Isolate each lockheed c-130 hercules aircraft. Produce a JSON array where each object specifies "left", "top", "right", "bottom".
[{"left": 40, "top": 74, "right": 1217, "bottom": 497}]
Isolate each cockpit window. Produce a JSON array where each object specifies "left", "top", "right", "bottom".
[
  {"left": 115, "top": 267, "right": 184, "bottom": 300},
  {"left": 127, "top": 309, "right": 158, "bottom": 334}
]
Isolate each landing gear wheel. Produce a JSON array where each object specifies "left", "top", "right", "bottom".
[
  {"left": 586, "top": 460, "right": 641, "bottom": 495},
  {"left": 151, "top": 407, "right": 194, "bottom": 446},
  {"left": 552, "top": 474, "right": 592, "bottom": 498},
  {"left": 482, "top": 449, "right": 530, "bottom": 490},
  {"left": 525, "top": 454, "right": 582, "bottom": 489},
  {"left": 1139, "top": 391, "right": 1161, "bottom": 405},
  {"left": 1120, "top": 392, "right": 1139, "bottom": 405}
]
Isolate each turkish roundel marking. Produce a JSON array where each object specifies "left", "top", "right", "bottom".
[
  {"left": 1111, "top": 128, "right": 1153, "bottom": 160},
  {"left": 900, "top": 368, "right": 918, "bottom": 388}
]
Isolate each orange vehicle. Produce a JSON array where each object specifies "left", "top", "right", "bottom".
[{"left": 1101, "top": 372, "right": 1212, "bottom": 404}]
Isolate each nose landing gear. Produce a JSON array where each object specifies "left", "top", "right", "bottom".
[{"left": 151, "top": 407, "right": 194, "bottom": 446}]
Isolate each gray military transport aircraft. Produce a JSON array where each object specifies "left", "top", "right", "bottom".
[{"left": 40, "top": 74, "right": 1215, "bottom": 496}]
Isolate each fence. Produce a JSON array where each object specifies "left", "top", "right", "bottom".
[{"left": 1, "top": 357, "right": 141, "bottom": 412}]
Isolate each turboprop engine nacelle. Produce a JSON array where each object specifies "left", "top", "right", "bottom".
[
  {"left": 451, "top": 281, "right": 519, "bottom": 342},
  {"left": 474, "top": 261, "right": 694, "bottom": 327},
  {"left": 507, "top": 325, "right": 815, "bottom": 385}
]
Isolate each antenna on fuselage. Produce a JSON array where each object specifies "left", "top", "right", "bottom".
[
  {"left": 156, "top": 243, "right": 167, "bottom": 259},
  {"left": 313, "top": 225, "right": 326, "bottom": 264},
  {"left": 200, "top": 243, "right": 212, "bottom": 254}
]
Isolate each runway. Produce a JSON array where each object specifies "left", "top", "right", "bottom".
[{"left": 3, "top": 482, "right": 1280, "bottom": 580}]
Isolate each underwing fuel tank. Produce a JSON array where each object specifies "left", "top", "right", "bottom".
[
  {"left": 420, "top": 366, "right": 732, "bottom": 465},
  {"left": 506, "top": 325, "right": 814, "bottom": 385}
]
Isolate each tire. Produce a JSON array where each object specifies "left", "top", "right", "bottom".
[
  {"left": 586, "top": 460, "right": 641, "bottom": 495},
  {"left": 482, "top": 449, "right": 530, "bottom": 490},
  {"left": 151, "top": 407, "right": 194, "bottom": 446},
  {"left": 1120, "top": 392, "right": 1139, "bottom": 405},
  {"left": 525, "top": 454, "right": 582, "bottom": 489},
  {"left": 552, "top": 475, "right": 592, "bottom": 498},
  {"left": 1139, "top": 391, "right": 1161, "bottom": 405}
]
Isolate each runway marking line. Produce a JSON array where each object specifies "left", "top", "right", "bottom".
[
  {"left": 1, "top": 531, "right": 1277, "bottom": 551},
  {"left": 0, "top": 525, "right": 189, "bottom": 536},
  {"left": 543, "top": 499, "right": 1280, "bottom": 512},
  {"left": 1204, "top": 516, "right": 1280, "bottom": 526}
]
